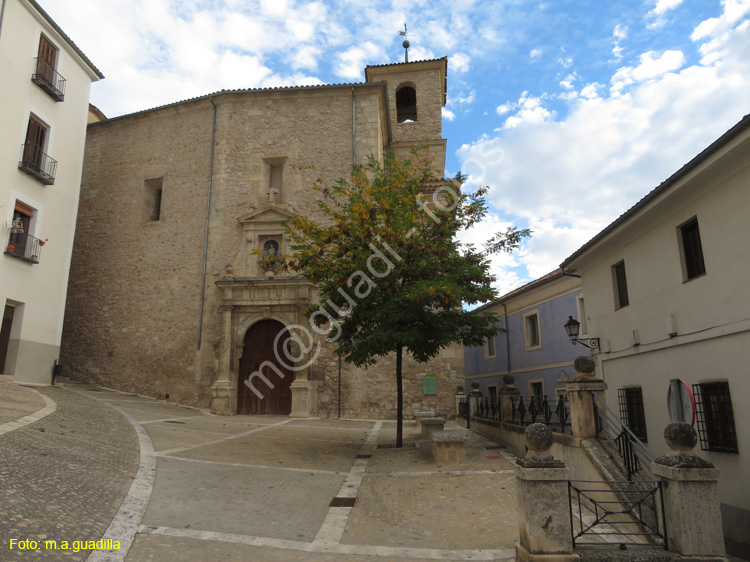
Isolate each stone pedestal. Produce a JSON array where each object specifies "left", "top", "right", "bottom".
[
  {"left": 211, "top": 379, "right": 235, "bottom": 415},
  {"left": 567, "top": 378, "right": 606, "bottom": 439},
  {"left": 651, "top": 422, "right": 727, "bottom": 560},
  {"left": 290, "top": 378, "right": 314, "bottom": 418},
  {"left": 468, "top": 389, "right": 483, "bottom": 417},
  {"left": 515, "top": 424, "right": 578, "bottom": 562},
  {"left": 454, "top": 391, "right": 465, "bottom": 418},
  {"left": 500, "top": 387, "right": 521, "bottom": 422}
]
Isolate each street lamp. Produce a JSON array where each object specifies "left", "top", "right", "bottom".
[{"left": 564, "top": 316, "right": 600, "bottom": 349}]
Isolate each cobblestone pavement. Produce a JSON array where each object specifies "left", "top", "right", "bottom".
[
  {"left": 0, "top": 384, "right": 139, "bottom": 561},
  {"left": 1, "top": 382, "right": 518, "bottom": 562}
]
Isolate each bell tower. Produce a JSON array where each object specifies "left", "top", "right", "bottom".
[{"left": 365, "top": 57, "right": 448, "bottom": 173}]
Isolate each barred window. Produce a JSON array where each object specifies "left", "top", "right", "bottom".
[
  {"left": 693, "top": 381, "right": 738, "bottom": 454},
  {"left": 618, "top": 387, "right": 648, "bottom": 442}
]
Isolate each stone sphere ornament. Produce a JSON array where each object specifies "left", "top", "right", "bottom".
[
  {"left": 503, "top": 374, "right": 516, "bottom": 387},
  {"left": 573, "top": 355, "right": 596, "bottom": 379},
  {"left": 525, "top": 423, "right": 553, "bottom": 453},
  {"left": 664, "top": 421, "right": 698, "bottom": 455}
]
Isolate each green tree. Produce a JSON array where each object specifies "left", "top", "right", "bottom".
[{"left": 284, "top": 149, "right": 530, "bottom": 446}]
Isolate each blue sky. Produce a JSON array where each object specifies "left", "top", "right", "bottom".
[{"left": 41, "top": 0, "right": 750, "bottom": 295}]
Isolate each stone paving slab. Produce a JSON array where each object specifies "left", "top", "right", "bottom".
[
  {"left": 257, "top": 424, "right": 372, "bottom": 443},
  {"left": 141, "top": 457, "right": 345, "bottom": 541},
  {"left": 0, "top": 386, "right": 139, "bottom": 561},
  {"left": 172, "top": 434, "right": 363, "bottom": 473},
  {"left": 127, "top": 533, "right": 516, "bottom": 562},
  {"left": 145, "top": 423, "right": 248, "bottom": 452},
  {"left": 0, "top": 382, "right": 45, "bottom": 424},
  {"left": 146, "top": 417, "right": 263, "bottom": 435},
  {"left": 341, "top": 473, "right": 518, "bottom": 550}
]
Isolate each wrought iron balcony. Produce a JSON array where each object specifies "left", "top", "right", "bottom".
[
  {"left": 31, "top": 57, "right": 66, "bottom": 101},
  {"left": 5, "top": 232, "right": 43, "bottom": 264},
  {"left": 19, "top": 143, "right": 57, "bottom": 185}
]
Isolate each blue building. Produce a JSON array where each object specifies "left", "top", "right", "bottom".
[{"left": 464, "top": 269, "right": 584, "bottom": 405}]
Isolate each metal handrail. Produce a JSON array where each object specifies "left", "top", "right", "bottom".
[
  {"left": 593, "top": 392, "right": 656, "bottom": 485},
  {"left": 19, "top": 143, "right": 57, "bottom": 185},
  {"left": 31, "top": 57, "right": 66, "bottom": 101},
  {"left": 5, "top": 232, "right": 43, "bottom": 263}
]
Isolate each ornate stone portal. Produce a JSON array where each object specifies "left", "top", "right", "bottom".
[{"left": 210, "top": 205, "right": 319, "bottom": 416}]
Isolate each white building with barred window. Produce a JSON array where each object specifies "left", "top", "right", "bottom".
[
  {"left": 0, "top": 0, "right": 102, "bottom": 383},
  {"left": 561, "top": 113, "right": 750, "bottom": 559}
]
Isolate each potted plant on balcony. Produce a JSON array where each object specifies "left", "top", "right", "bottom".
[{"left": 6, "top": 243, "right": 15, "bottom": 253}]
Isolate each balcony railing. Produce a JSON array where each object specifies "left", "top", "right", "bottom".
[
  {"left": 5, "top": 232, "right": 43, "bottom": 264},
  {"left": 31, "top": 57, "right": 66, "bottom": 101},
  {"left": 19, "top": 143, "right": 57, "bottom": 185}
]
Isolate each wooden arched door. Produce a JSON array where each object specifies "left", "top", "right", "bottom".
[{"left": 237, "top": 319, "right": 293, "bottom": 415}]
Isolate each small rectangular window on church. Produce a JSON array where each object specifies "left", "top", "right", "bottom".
[
  {"left": 144, "top": 177, "right": 163, "bottom": 222},
  {"left": 269, "top": 165, "right": 282, "bottom": 204}
]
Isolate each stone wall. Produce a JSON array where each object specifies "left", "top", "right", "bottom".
[{"left": 61, "top": 62, "right": 462, "bottom": 420}]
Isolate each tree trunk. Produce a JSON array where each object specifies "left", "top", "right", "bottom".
[{"left": 396, "top": 345, "right": 403, "bottom": 448}]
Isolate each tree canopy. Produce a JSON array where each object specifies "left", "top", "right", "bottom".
[{"left": 280, "top": 148, "right": 530, "bottom": 444}]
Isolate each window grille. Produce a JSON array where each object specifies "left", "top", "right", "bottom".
[{"left": 693, "top": 381, "right": 738, "bottom": 454}]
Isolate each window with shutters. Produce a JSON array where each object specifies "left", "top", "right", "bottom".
[
  {"left": 32, "top": 34, "right": 66, "bottom": 101},
  {"left": 612, "top": 260, "right": 629, "bottom": 309},
  {"left": 5, "top": 201, "right": 43, "bottom": 264},
  {"left": 523, "top": 310, "right": 541, "bottom": 350},
  {"left": 678, "top": 217, "right": 706, "bottom": 281},
  {"left": 19, "top": 116, "right": 57, "bottom": 185}
]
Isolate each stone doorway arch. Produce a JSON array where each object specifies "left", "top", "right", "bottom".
[{"left": 237, "top": 319, "right": 293, "bottom": 415}]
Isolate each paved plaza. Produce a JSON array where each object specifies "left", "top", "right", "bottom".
[{"left": 0, "top": 380, "right": 518, "bottom": 561}]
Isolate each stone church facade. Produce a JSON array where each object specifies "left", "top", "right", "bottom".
[{"left": 60, "top": 57, "right": 465, "bottom": 419}]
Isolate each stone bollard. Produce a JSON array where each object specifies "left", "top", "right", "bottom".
[
  {"left": 455, "top": 386, "right": 465, "bottom": 418},
  {"left": 468, "top": 382, "right": 483, "bottom": 418},
  {"left": 499, "top": 374, "right": 521, "bottom": 422},
  {"left": 514, "top": 423, "right": 578, "bottom": 562},
  {"left": 566, "top": 355, "right": 606, "bottom": 439},
  {"left": 651, "top": 422, "right": 727, "bottom": 560}
]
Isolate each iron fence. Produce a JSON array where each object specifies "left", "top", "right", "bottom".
[
  {"left": 568, "top": 479, "right": 667, "bottom": 549},
  {"left": 509, "top": 394, "right": 571, "bottom": 433},
  {"left": 469, "top": 394, "right": 571, "bottom": 434}
]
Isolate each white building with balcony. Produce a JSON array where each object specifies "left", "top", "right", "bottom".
[
  {"left": 561, "top": 113, "right": 750, "bottom": 559},
  {"left": 0, "top": 0, "right": 102, "bottom": 383}
]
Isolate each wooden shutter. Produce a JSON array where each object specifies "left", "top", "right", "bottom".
[
  {"left": 26, "top": 117, "right": 46, "bottom": 149},
  {"left": 37, "top": 34, "right": 58, "bottom": 82}
]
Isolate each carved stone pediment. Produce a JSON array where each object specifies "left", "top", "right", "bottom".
[
  {"left": 237, "top": 205, "right": 296, "bottom": 227},
  {"left": 235, "top": 205, "right": 298, "bottom": 278}
]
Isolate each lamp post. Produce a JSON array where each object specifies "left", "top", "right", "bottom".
[{"left": 563, "top": 316, "right": 600, "bottom": 349}]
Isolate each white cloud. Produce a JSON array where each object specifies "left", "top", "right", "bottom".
[
  {"left": 496, "top": 103, "right": 512, "bottom": 115},
  {"left": 611, "top": 50, "right": 685, "bottom": 93},
  {"left": 502, "top": 93, "right": 555, "bottom": 129},
  {"left": 648, "top": 0, "right": 684, "bottom": 28},
  {"left": 449, "top": 52, "right": 471, "bottom": 73},
  {"left": 651, "top": 0, "right": 683, "bottom": 16},
  {"left": 442, "top": 107, "right": 457, "bottom": 121},
  {"left": 530, "top": 49, "right": 543, "bottom": 60},
  {"left": 611, "top": 24, "right": 628, "bottom": 60},
  {"left": 458, "top": 5, "right": 750, "bottom": 285}
]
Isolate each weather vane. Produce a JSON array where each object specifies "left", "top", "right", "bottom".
[{"left": 399, "top": 23, "right": 412, "bottom": 63}]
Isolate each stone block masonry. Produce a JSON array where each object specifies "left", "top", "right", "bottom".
[{"left": 60, "top": 58, "right": 464, "bottom": 420}]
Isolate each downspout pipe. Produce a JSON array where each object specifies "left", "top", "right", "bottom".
[
  {"left": 501, "top": 301, "right": 512, "bottom": 380},
  {"left": 198, "top": 97, "right": 218, "bottom": 349},
  {"left": 352, "top": 87, "right": 356, "bottom": 165}
]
